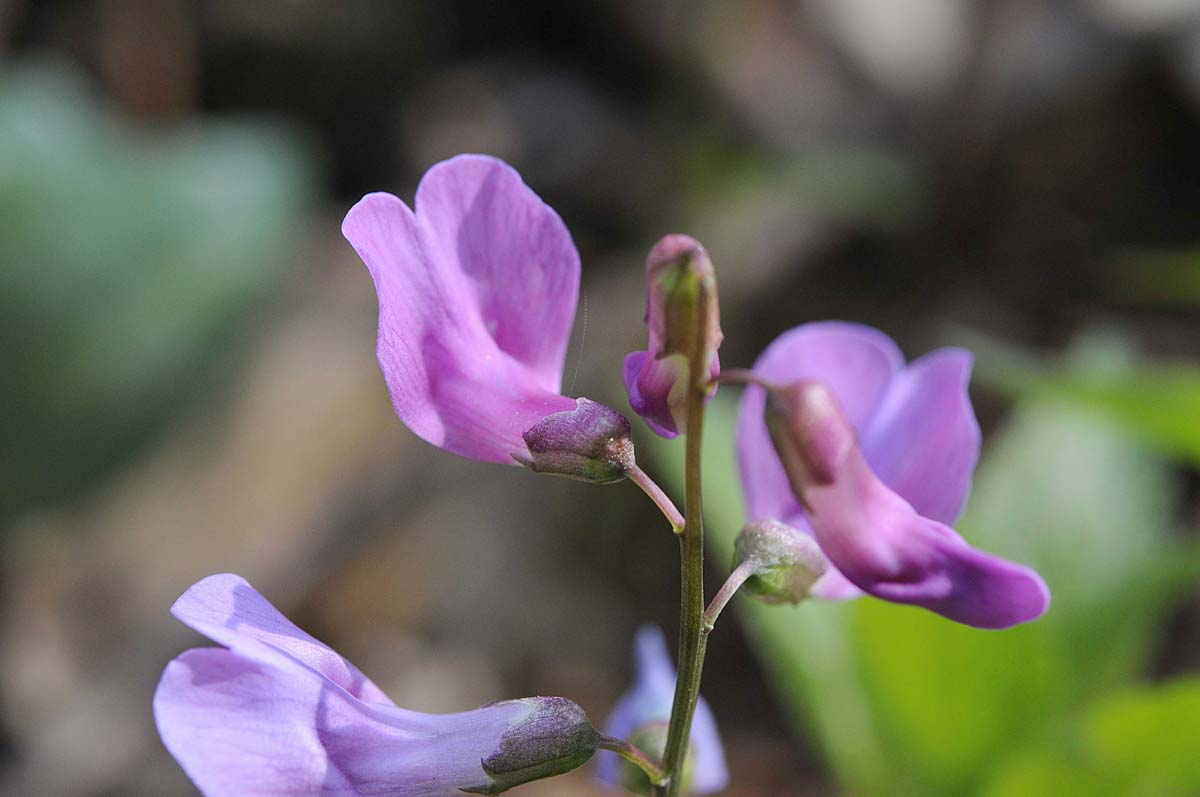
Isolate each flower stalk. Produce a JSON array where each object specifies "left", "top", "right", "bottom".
[
  {"left": 627, "top": 463, "right": 686, "bottom": 533},
  {"left": 655, "top": 270, "right": 714, "bottom": 797},
  {"left": 702, "top": 558, "right": 759, "bottom": 633},
  {"left": 598, "top": 735, "right": 669, "bottom": 787}
]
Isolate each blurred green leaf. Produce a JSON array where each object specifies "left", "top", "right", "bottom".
[
  {"left": 969, "top": 330, "right": 1200, "bottom": 468},
  {"left": 982, "top": 676, "right": 1200, "bottom": 797},
  {"left": 1084, "top": 677, "right": 1200, "bottom": 794},
  {"left": 851, "top": 395, "right": 1192, "bottom": 794},
  {"left": 0, "top": 60, "right": 313, "bottom": 516},
  {"left": 981, "top": 757, "right": 1119, "bottom": 797}
]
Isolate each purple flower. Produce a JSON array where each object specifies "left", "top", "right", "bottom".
[
  {"left": 737, "top": 322, "right": 1049, "bottom": 629},
  {"left": 596, "top": 626, "right": 728, "bottom": 795},
  {"left": 154, "top": 574, "right": 600, "bottom": 796},
  {"left": 623, "top": 235, "right": 722, "bottom": 438},
  {"left": 342, "top": 155, "right": 587, "bottom": 465}
]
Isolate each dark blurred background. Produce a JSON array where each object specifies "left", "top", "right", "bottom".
[{"left": 2, "top": 2, "right": 1199, "bottom": 795}]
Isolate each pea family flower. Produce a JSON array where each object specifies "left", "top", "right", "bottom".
[
  {"left": 344, "top": 154, "right": 623, "bottom": 468},
  {"left": 623, "top": 235, "right": 722, "bottom": 438},
  {"left": 154, "top": 574, "right": 600, "bottom": 796},
  {"left": 737, "top": 322, "right": 1049, "bottom": 628},
  {"left": 596, "top": 626, "right": 728, "bottom": 795}
]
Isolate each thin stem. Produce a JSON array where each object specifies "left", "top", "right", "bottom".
[
  {"left": 703, "top": 558, "right": 759, "bottom": 633},
  {"left": 598, "top": 735, "right": 668, "bottom": 786},
  {"left": 627, "top": 463, "right": 686, "bottom": 533},
  {"left": 655, "top": 283, "right": 712, "bottom": 797},
  {"left": 711, "top": 368, "right": 772, "bottom": 390}
]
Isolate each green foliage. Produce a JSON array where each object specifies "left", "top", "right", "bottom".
[
  {"left": 969, "top": 331, "right": 1200, "bottom": 468},
  {"left": 982, "top": 676, "right": 1200, "bottom": 797},
  {"left": 0, "top": 60, "right": 313, "bottom": 516},
  {"left": 647, "top": 350, "right": 1199, "bottom": 795}
]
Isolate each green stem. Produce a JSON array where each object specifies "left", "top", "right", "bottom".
[
  {"left": 598, "top": 735, "right": 668, "bottom": 786},
  {"left": 655, "top": 287, "right": 713, "bottom": 797},
  {"left": 627, "top": 463, "right": 685, "bottom": 533}
]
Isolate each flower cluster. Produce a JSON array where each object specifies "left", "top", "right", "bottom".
[
  {"left": 734, "top": 323, "right": 1049, "bottom": 628},
  {"left": 155, "top": 155, "right": 1048, "bottom": 796}
]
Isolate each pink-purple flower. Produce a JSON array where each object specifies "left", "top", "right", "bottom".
[
  {"left": 153, "top": 574, "right": 600, "bottom": 796},
  {"left": 737, "top": 322, "right": 1049, "bottom": 629},
  {"left": 343, "top": 155, "right": 590, "bottom": 465}
]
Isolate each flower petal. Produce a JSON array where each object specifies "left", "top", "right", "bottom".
[
  {"left": 170, "top": 573, "right": 392, "bottom": 704},
  {"left": 343, "top": 181, "right": 576, "bottom": 463},
  {"left": 414, "top": 332, "right": 576, "bottom": 462},
  {"left": 779, "top": 386, "right": 1049, "bottom": 628},
  {"left": 623, "top": 350, "right": 682, "bottom": 439},
  {"left": 862, "top": 348, "right": 980, "bottom": 524},
  {"left": 596, "top": 627, "right": 729, "bottom": 794},
  {"left": 808, "top": 559, "right": 864, "bottom": 600},
  {"left": 414, "top": 154, "right": 580, "bottom": 392},
  {"left": 737, "top": 322, "right": 903, "bottom": 523},
  {"left": 865, "top": 515, "right": 1051, "bottom": 629},
  {"left": 160, "top": 576, "right": 600, "bottom": 795},
  {"left": 154, "top": 647, "right": 529, "bottom": 797}
]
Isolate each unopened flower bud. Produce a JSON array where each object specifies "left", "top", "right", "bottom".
[
  {"left": 468, "top": 697, "right": 601, "bottom": 795},
  {"left": 645, "top": 235, "right": 723, "bottom": 363},
  {"left": 733, "top": 519, "right": 828, "bottom": 604},
  {"left": 763, "top": 380, "right": 855, "bottom": 504},
  {"left": 623, "top": 235, "right": 723, "bottom": 438},
  {"left": 514, "top": 399, "right": 635, "bottom": 484}
]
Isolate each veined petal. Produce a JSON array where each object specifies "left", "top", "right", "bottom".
[
  {"left": 737, "top": 322, "right": 903, "bottom": 523},
  {"left": 343, "top": 161, "right": 578, "bottom": 463},
  {"left": 416, "top": 332, "right": 576, "bottom": 462},
  {"left": 154, "top": 647, "right": 531, "bottom": 797},
  {"left": 171, "top": 573, "right": 392, "bottom": 704},
  {"left": 775, "top": 383, "right": 1049, "bottom": 629},
  {"left": 862, "top": 348, "right": 980, "bottom": 524},
  {"left": 596, "top": 627, "right": 728, "bottom": 794},
  {"left": 414, "top": 155, "right": 579, "bottom": 393},
  {"left": 865, "top": 515, "right": 1052, "bottom": 629},
  {"left": 157, "top": 576, "right": 600, "bottom": 796}
]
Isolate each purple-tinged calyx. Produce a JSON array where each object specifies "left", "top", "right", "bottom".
[
  {"left": 733, "top": 519, "right": 828, "bottom": 605},
  {"left": 513, "top": 398, "right": 635, "bottom": 484},
  {"left": 763, "top": 380, "right": 1050, "bottom": 629},
  {"left": 623, "top": 235, "right": 723, "bottom": 438},
  {"left": 466, "top": 697, "right": 601, "bottom": 794},
  {"left": 153, "top": 574, "right": 600, "bottom": 796},
  {"left": 595, "top": 626, "right": 728, "bottom": 795}
]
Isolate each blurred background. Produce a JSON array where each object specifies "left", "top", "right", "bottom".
[{"left": 2, "top": 1, "right": 1199, "bottom": 795}]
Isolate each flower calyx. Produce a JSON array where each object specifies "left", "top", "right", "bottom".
[
  {"left": 466, "top": 697, "right": 601, "bottom": 795},
  {"left": 513, "top": 399, "right": 636, "bottom": 484},
  {"left": 732, "top": 519, "right": 828, "bottom": 605}
]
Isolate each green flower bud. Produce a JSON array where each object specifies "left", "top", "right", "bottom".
[{"left": 733, "top": 519, "right": 828, "bottom": 604}]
